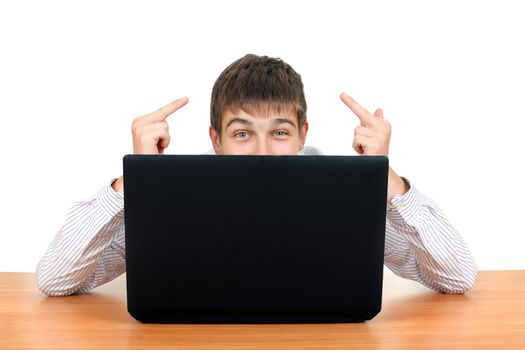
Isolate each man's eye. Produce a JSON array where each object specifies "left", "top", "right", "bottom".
[
  {"left": 274, "top": 130, "right": 288, "bottom": 136},
  {"left": 234, "top": 131, "right": 248, "bottom": 138}
]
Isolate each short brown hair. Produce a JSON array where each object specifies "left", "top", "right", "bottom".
[{"left": 210, "top": 54, "right": 307, "bottom": 136}]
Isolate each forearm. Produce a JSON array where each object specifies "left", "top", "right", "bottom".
[
  {"left": 36, "top": 179, "right": 126, "bottom": 296},
  {"left": 384, "top": 183, "right": 477, "bottom": 293}
]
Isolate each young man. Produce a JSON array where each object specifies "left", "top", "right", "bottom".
[{"left": 36, "top": 54, "right": 477, "bottom": 296}]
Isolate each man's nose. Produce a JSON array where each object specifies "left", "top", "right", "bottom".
[{"left": 253, "top": 139, "right": 270, "bottom": 155}]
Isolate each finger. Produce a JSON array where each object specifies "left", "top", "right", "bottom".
[
  {"left": 374, "top": 108, "right": 384, "bottom": 119},
  {"left": 133, "top": 125, "right": 170, "bottom": 154},
  {"left": 158, "top": 135, "right": 171, "bottom": 153},
  {"left": 134, "top": 121, "right": 169, "bottom": 137},
  {"left": 340, "top": 92, "right": 373, "bottom": 126},
  {"left": 134, "top": 122, "right": 169, "bottom": 145},
  {"left": 354, "top": 125, "right": 375, "bottom": 138},
  {"left": 145, "top": 96, "right": 189, "bottom": 123},
  {"left": 352, "top": 135, "right": 365, "bottom": 155}
]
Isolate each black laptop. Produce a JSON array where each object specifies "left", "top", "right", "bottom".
[{"left": 123, "top": 155, "right": 388, "bottom": 323}]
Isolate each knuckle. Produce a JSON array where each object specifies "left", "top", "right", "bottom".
[
  {"left": 138, "top": 133, "right": 150, "bottom": 144},
  {"left": 132, "top": 116, "right": 142, "bottom": 125},
  {"left": 131, "top": 118, "right": 142, "bottom": 132},
  {"left": 132, "top": 126, "right": 143, "bottom": 137}
]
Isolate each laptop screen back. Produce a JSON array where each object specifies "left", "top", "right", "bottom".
[{"left": 124, "top": 155, "right": 388, "bottom": 323}]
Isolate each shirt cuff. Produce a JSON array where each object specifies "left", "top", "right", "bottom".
[
  {"left": 386, "top": 177, "right": 423, "bottom": 223},
  {"left": 95, "top": 178, "right": 125, "bottom": 218}
]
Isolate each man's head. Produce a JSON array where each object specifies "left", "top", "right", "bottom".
[{"left": 209, "top": 54, "right": 309, "bottom": 155}]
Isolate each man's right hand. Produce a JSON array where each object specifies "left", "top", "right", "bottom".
[
  {"left": 132, "top": 96, "right": 189, "bottom": 154},
  {"left": 112, "top": 97, "right": 189, "bottom": 193}
]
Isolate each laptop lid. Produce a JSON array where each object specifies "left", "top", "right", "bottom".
[{"left": 123, "top": 155, "right": 388, "bottom": 323}]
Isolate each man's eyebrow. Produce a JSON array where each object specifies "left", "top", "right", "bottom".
[
  {"left": 272, "top": 118, "right": 297, "bottom": 128},
  {"left": 225, "top": 118, "right": 253, "bottom": 129},
  {"left": 225, "top": 117, "right": 297, "bottom": 129}
]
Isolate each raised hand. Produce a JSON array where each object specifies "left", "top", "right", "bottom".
[
  {"left": 131, "top": 97, "right": 189, "bottom": 154},
  {"left": 111, "top": 97, "right": 189, "bottom": 193},
  {"left": 340, "top": 93, "right": 408, "bottom": 202},
  {"left": 340, "top": 93, "right": 391, "bottom": 157}
]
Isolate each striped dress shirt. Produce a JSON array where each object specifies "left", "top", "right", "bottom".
[{"left": 36, "top": 147, "right": 478, "bottom": 296}]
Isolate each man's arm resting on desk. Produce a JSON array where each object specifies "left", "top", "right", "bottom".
[
  {"left": 383, "top": 179, "right": 478, "bottom": 294},
  {"left": 36, "top": 179, "right": 126, "bottom": 296}
]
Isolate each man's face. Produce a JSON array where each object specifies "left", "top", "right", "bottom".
[{"left": 209, "top": 109, "right": 308, "bottom": 155}]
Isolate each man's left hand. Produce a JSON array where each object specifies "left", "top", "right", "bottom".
[
  {"left": 340, "top": 92, "right": 408, "bottom": 202},
  {"left": 340, "top": 92, "right": 391, "bottom": 156}
]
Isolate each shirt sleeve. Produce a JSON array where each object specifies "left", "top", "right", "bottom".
[
  {"left": 384, "top": 178, "right": 478, "bottom": 293},
  {"left": 36, "top": 179, "right": 126, "bottom": 296}
]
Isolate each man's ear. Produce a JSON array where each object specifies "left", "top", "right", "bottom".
[
  {"left": 299, "top": 121, "right": 309, "bottom": 150},
  {"left": 209, "top": 126, "right": 222, "bottom": 154}
]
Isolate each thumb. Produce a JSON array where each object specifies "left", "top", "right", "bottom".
[{"left": 374, "top": 108, "right": 384, "bottom": 119}]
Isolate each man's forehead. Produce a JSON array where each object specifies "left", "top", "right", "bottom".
[{"left": 223, "top": 109, "right": 297, "bottom": 128}]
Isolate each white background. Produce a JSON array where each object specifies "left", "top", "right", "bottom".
[{"left": 1, "top": 1, "right": 523, "bottom": 272}]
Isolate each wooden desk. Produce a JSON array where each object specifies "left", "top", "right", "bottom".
[{"left": 1, "top": 271, "right": 524, "bottom": 349}]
